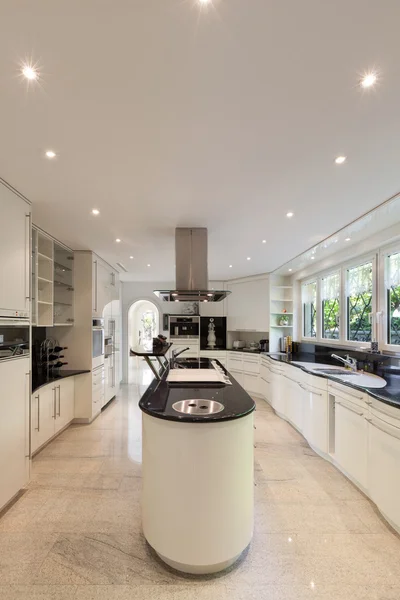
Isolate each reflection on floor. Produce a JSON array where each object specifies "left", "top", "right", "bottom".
[{"left": 1, "top": 365, "right": 400, "bottom": 599}]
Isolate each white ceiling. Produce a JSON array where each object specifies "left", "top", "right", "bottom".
[{"left": 0, "top": 0, "right": 400, "bottom": 282}]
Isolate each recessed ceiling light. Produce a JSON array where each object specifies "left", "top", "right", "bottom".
[
  {"left": 229, "top": 265, "right": 233, "bottom": 268},
  {"left": 311, "top": 256, "right": 315, "bottom": 260},
  {"left": 335, "top": 156, "right": 346, "bottom": 164},
  {"left": 22, "top": 64, "right": 38, "bottom": 80},
  {"left": 198, "top": 0, "right": 211, "bottom": 5},
  {"left": 247, "top": 257, "right": 251, "bottom": 261},
  {"left": 147, "top": 264, "right": 151, "bottom": 267},
  {"left": 345, "top": 237, "right": 351, "bottom": 242},
  {"left": 288, "top": 268, "right": 293, "bottom": 272},
  {"left": 129, "top": 255, "right": 134, "bottom": 259},
  {"left": 207, "top": 293, "right": 213, "bottom": 297},
  {"left": 91, "top": 209, "right": 100, "bottom": 216},
  {"left": 115, "top": 238, "right": 121, "bottom": 243},
  {"left": 361, "top": 72, "right": 377, "bottom": 88},
  {"left": 286, "top": 212, "right": 294, "bottom": 218},
  {"left": 262, "top": 240, "right": 267, "bottom": 244},
  {"left": 45, "top": 150, "right": 56, "bottom": 159}
]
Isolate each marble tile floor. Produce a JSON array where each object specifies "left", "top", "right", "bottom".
[{"left": 1, "top": 363, "right": 400, "bottom": 599}]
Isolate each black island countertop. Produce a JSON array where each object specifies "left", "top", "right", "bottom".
[
  {"left": 33, "top": 369, "right": 90, "bottom": 393},
  {"left": 139, "top": 358, "right": 256, "bottom": 423},
  {"left": 265, "top": 352, "right": 400, "bottom": 410}
]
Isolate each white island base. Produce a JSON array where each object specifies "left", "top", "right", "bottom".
[{"left": 142, "top": 412, "right": 254, "bottom": 575}]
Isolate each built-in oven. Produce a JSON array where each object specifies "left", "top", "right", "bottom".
[
  {"left": 0, "top": 318, "right": 30, "bottom": 362},
  {"left": 169, "top": 316, "right": 200, "bottom": 339},
  {"left": 92, "top": 318, "right": 104, "bottom": 369}
]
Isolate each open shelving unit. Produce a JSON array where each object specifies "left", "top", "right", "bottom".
[
  {"left": 31, "top": 227, "right": 74, "bottom": 327},
  {"left": 53, "top": 242, "right": 74, "bottom": 326},
  {"left": 269, "top": 277, "right": 294, "bottom": 352}
]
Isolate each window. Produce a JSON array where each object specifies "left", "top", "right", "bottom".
[
  {"left": 346, "top": 261, "right": 373, "bottom": 342},
  {"left": 321, "top": 272, "right": 340, "bottom": 339},
  {"left": 386, "top": 251, "right": 400, "bottom": 346},
  {"left": 302, "top": 281, "right": 317, "bottom": 338}
]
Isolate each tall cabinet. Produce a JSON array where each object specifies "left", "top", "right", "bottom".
[{"left": 55, "top": 251, "right": 121, "bottom": 423}]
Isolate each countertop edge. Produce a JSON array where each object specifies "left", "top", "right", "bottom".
[
  {"left": 264, "top": 353, "right": 399, "bottom": 409},
  {"left": 32, "top": 370, "right": 90, "bottom": 393}
]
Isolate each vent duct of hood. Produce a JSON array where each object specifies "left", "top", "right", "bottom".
[{"left": 154, "top": 228, "right": 231, "bottom": 303}]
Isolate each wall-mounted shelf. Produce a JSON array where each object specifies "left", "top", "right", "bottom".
[
  {"left": 269, "top": 276, "right": 294, "bottom": 352},
  {"left": 271, "top": 325, "right": 293, "bottom": 328}
]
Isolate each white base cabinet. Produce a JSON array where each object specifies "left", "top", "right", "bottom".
[
  {"left": 332, "top": 388, "right": 368, "bottom": 491},
  {"left": 262, "top": 358, "right": 400, "bottom": 534},
  {"left": 0, "top": 357, "right": 30, "bottom": 511},
  {"left": 31, "top": 377, "right": 75, "bottom": 455},
  {"left": 368, "top": 402, "right": 400, "bottom": 529}
]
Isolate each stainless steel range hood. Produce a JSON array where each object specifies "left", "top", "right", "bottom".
[{"left": 154, "top": 228, "right": 231, "bottom": 302}]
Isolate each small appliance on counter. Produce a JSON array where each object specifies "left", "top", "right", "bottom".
[
  {"left": 233, "top": 340, "right": 246, "bottom": 349},
  {"left": 259, "top": 339, "right": 268, "bottom": 352},
  {"left": 248, "top": 342, "right": 259, "bottom": 351}
]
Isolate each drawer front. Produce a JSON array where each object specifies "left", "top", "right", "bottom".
[
  {"left": 243, "top": 358, "right": 260, "bottom": 374},
  {"left": 227, "top": 356, "right": 243, "bottom": 372}
]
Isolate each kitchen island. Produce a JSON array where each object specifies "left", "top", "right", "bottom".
[{"left": 139, "top": 357, "right": 256, "bottom": 574}]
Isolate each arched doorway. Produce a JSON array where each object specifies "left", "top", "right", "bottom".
[{"left": 128, "top": 299, "right": 160, "bottom": 383}]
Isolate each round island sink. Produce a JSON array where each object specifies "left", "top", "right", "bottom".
[{"left": 172, "top": 399, "right": 224, "bottom": 415}]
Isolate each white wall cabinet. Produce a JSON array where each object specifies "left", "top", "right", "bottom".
[
  {"left": 93, "top": 256, "right": 119, "bottom": 318},
  {"left": 0, "top": 357, "right": 30, "bottom": 511},
  {"left": 31, "top": 378, "right": 75, "bottom": 455},
  {"left": 226, "top": 277, "right": 269, "bottom": 332},
  {"left": 0, "top": 183, "right": 30, "bottom": 315}
]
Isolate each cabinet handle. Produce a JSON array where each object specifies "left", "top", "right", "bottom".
[
  {"left": 299, "top": 383, "right": 323, "bottom": 396},
  {"left": 57, "top": 385, "right": 61, "bottom": 417},
  {"left": 35, "top": 395, "right": 40, "bottom": 431},
  {"left": 330, "top": 383, "right": 363, "bottom": 400},
  {"left": 94, "top": 260, "right": 98, "bottom": 312},
  {"left": 25, "top": 213, "right": 32, "bottom": 303},
  {"left": 282, "top": 373, "right": 300, "bottom": 384},
  {"left": 335, "top": 400, "right": 364, "bottom": 417},
  {"left": 269, "top": 368, "right": 282, "bottom": 375},
  {"left": 246, "top": 373, "right": 258, "bottom": 378},
  {"left": 261, "top": 377, "right": 270, "bottom": 384},
  {"left": 52, "top": 388, "right": 57, "bottom": 419},
  {"left": 366, "top": 417, "right": 400, "bottom": 441}
]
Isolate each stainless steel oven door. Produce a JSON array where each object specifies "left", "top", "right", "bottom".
[{"left": 0, "top": 319, "right": 30, "bottom": 362}]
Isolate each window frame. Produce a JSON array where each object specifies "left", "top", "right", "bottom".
[
  {"left": 300, "top": 253, "right": 377, "bottom": 349},
  {"left": 379, "top": 242, "right": 400, "bottom": 352},
  {"left": 301, "top": 278, "right": 318, "bottom": 340},
  {"left": 320, "top": 270, "right": 341, "bottom": 341},
  {"left": 342, "top": 254, "right": 377, "bottom": 349}
]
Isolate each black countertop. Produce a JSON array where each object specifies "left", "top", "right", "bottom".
[
  {"left": 265, "top": 353, "right": 400, "bottom": 409},
  {"left": 139, "top": 358, "right": 256, "bottom": 423},
  {"left": 228, "top": 348, "right": 262, "bottom": 354},
  {"left": 130, "top": 343, "right": 172, "bottom": 357},
  {"left": 33, "top": 370, "right": 90, "bottom": 393}
]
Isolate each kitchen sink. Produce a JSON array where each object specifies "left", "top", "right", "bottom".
[
  {"left": 313, "top": 368, "right": 360, "bottom": 376},
  {"left": 172, "top": 399, "right": 224, "bottom": 415}
]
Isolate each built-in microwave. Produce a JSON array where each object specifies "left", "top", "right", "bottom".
[
  {"left": 0, "top": 318, "right": 30, "bottom": 362},
  {"left": 169, "top": 316, "right": 200, "bottom": 338},
  {"left": 92, "top": 318, "right": 104, "bottom": 368}
]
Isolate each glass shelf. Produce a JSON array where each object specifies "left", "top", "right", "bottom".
[
  {"left": 54, "top": 301, "right": 72, "bottom": 306},
  {"left": 54, "top": 261, "right": 72, "bottom": 272}
]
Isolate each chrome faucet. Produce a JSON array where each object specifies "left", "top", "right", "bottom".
[
  {"left": 331, "top": 353, "right": 358, "bottom": 371},
  {"left": 172, "top": 347, "right": 190, "bottom": 361}
]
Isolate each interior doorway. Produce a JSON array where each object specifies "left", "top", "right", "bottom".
[{"left": 128, "top": 300, "right": 160, "bottom": 383}]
